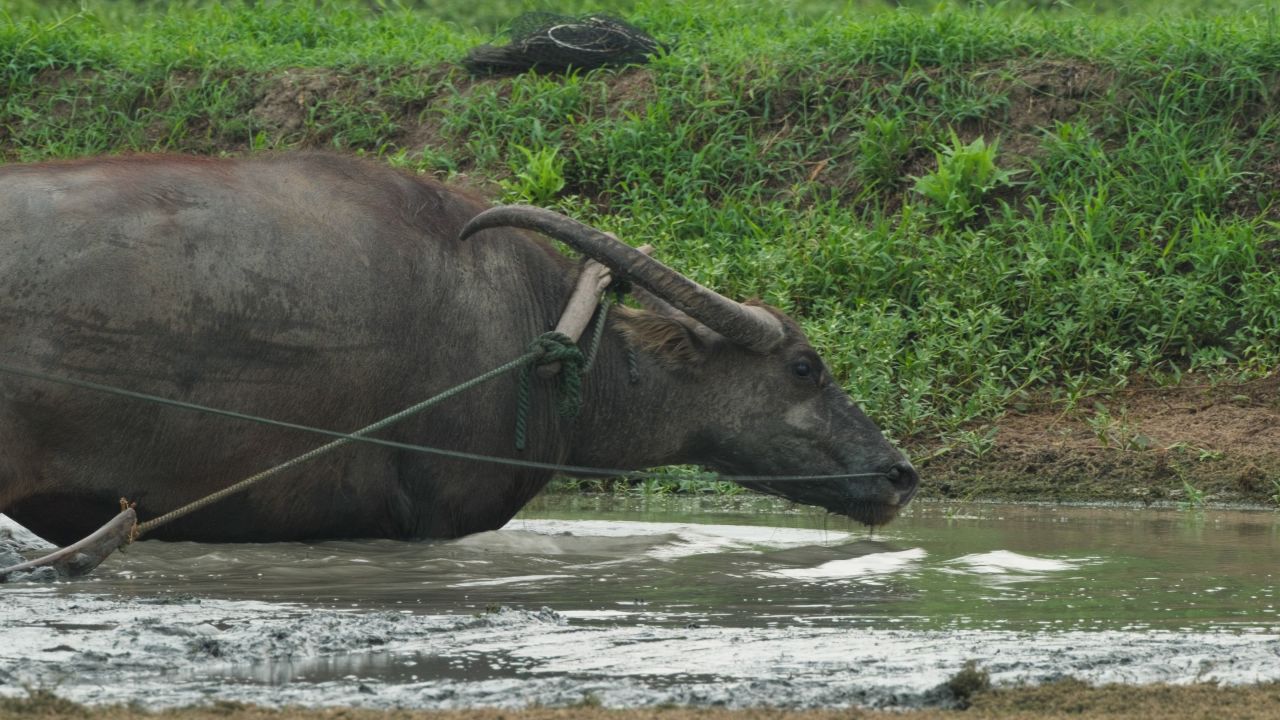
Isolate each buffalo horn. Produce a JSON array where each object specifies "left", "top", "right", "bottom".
[{"left": 460, "top": 206, "right": 786, "bottom": 353}]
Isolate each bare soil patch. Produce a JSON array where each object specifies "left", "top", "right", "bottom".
[
  {"left": 250, "top": 68, "right": 350, "bottom": 135},
  {"left": 909, "top": 373, "right": 1280, "bottom": 506},
  {"left": 605, "top": 68, "right": 658, "bottom": 113}
]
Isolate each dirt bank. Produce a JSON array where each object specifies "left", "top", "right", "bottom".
[{"left": 908, "top": 374, "right": 1280, "bottom": 507}]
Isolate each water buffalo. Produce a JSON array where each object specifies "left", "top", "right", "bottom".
[{"left": 0, "top": 153, "right": 917, "bottom": 545}]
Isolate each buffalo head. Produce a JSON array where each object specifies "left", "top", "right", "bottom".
[{"left": 462, "top": 206, "right": 918, "bottom": 526}]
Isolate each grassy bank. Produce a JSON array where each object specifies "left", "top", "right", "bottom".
[{"left": 2, "top": 0, "right": 1278, "bottom": 501}]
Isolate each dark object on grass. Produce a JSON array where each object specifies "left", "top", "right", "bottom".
[{"left": 463, "top": 13, "right": 663, "bottom": 75}]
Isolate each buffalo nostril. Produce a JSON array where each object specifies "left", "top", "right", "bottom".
[{"left": 887, "top": 461, "right": 920, "bottom": 501}]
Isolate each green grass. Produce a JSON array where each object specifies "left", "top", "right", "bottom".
[{"left": 2, "top": 0, "right": 1278, "bottom": 473}]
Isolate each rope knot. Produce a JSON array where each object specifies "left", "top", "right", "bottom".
[
  {"left": 515, "top": 331, "right": 586, "bottom": 450},
  {"left": 528, "top": 331, "right": 585, "bottom": 370}
]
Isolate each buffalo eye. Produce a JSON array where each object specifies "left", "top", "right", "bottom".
[{"left": 790, "top": 360, "right": 812, "bottom": 378}]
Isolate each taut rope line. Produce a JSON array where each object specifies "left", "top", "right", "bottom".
[
  {"left": 0, "top": 360, "right": 888, "bottom": 487},
  {"left": 0, "top": 329, "right": 576, "bottom": 538},
  {"left": 0, "top": 308, "right": 890, "bottom": 539},
  {"left": 136, "top": 346, "right": 539, "bottom": 536}
]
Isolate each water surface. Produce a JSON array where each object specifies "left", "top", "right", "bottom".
[
  {"left": 64, "top": 495, "right": 1280, "bottom": 632},
  {"left": 3, "top": 497, "right": 1278, "bottom": 709}
]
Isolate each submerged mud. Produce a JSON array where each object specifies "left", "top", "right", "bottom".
[{"left": 2, "top": 500, "right": 1279, "bottom": 710}]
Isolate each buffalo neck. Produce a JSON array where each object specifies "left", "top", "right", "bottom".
[{"left": 567, "top": 316, "right": 708, "bottom": 474}]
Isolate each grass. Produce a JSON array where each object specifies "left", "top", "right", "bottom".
[
  {"left": 2, "top": 0, "right": 1278, "bottom": 492},
  {"left": 1178, "top": 478, "right": 1208, "bottom": 512}
]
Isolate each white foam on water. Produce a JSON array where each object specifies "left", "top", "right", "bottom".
[
  {"left": 449, "top": 574, "right": 573, "bottom": 588},
  {"left": 948, "top": 550, "right": 1082, "bottom": 574},
  {"left": 762, "top": 547, "right": 927, "bottom": 580},
  {"left": 559, "top": 609, "right": 635, "bottom": 619},
  {"left": 503, "top": 518, "right": 852, "bottom": 559}
]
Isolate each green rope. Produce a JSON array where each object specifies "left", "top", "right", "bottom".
[
  {"left": 626, "top": 348, "right": 641, "bottom": 385},
  {"left": 133, "top": 349, "right": 539, "bottom": 537},
  {"left": 0, "top": 282, "right": 891, "bottom": 541},
  {"left": 515, "top": 331, "right": 585, "bottom": 451},
  {"left": 0, "top": 361, "right": 891, "bottom": 500},
  {"left": 513, "top": 291, "right": 622, "bottom": 450},
  {"left": 0, "top": 285, "right": 629, "bottom": 533},
  {"left": 602, "top": 284, "right": 640, "bottom": 384},
  {"left": 582, "top": 297, "right": 613, "bottom": 373}
]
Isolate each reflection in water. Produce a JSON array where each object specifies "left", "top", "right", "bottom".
[
  {"left": 64, "top": 496, "right": 1280, "bottom": 635},
  {"left": 204, "top": 648, "right": 521, "bottom": 685}
]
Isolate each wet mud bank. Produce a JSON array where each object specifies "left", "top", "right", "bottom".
[{"left": 3, "top": 591, "right": 1279, "bottom": 711}]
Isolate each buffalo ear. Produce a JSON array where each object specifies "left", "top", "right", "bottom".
[{"left": 613, "top": 306, "right": 710, "bottom": 370}]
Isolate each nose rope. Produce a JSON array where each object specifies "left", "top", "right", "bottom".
[{"left": 0, "top": 360, "right": 897, "bottom": 487}]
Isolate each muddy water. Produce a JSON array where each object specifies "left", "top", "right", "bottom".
[{"left": 2, "top": 497, "right": 1279, "bottom": 709}]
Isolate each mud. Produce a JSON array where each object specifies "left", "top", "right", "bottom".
[
  {"left": 0, "top": 515, "right": 58, "bottom": 583},
  {"left": 4, "top": 590, "right": 1278, "bottom": 710},
  {"left": 2, "top": 500, "right": 1279, "bottom": 710}
]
